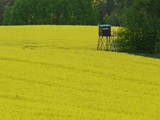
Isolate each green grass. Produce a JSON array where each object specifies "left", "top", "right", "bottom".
[{"left": 0, "top": 25, "right": 160, "bottom": 120}]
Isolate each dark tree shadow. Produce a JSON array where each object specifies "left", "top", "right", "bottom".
[{"left": 128, "top": 52, "right": 160, "bottom": 59}]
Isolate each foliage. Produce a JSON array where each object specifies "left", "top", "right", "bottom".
[
  {"left": 106, "top": 12, "right": 121, "bottom": 26},
  {"left": 2, "top": 6, "right": 11, "bottom": 25},
  {"left": 2, "top": 0, "right": 99, "bottom": 25},
  {"left": 117, "top": 0, "right": 160, "bottom": 54},
  {"left": 0, "top": 0, "right": 14, "bottom": 24},
  {"left": 0, "top": 0, "right": 139, "bottom": 26},
  {"left": 94, "top": 0, "right": 134, "bottom": 25},
  {"left": 94, "top": 0, "right": 115, "bottom": 24}
]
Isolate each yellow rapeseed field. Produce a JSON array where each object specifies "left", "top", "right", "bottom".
[{"left": 0, "top": 25, "right": 160, "bottom": 120}]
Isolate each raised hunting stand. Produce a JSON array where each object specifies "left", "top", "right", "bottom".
[{"left": 97, "top": 24, "right": 113, "bottom": 51}]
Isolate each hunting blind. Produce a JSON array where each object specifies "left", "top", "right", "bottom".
[
  {"left": 97, "top": 24, "right": 114, "bottom": 51},
  {"left": 99, "top": 24, "right": 111, "bottom": 36}
]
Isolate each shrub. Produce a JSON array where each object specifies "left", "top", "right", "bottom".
[{"left": 117, "top": 1, "right": 160, "bottom": 54}]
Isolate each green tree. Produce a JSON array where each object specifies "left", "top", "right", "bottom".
[
  {"left": 3, "top": 0, "right": 98, "bottom": 25},
  {"left": 0, "top": 0, "right": 14, "bottom": 24},
  {"left": 94, "top": 0, "right": 115, "bottom": 24},
  {"left": 2, "top": 5, "right": 12, "bottom": 25},
  {"left": 117, "top": 0, "right": 160, "bottom": 53}
]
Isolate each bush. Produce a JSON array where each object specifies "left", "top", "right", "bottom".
[{"left": 117, "top": 1, "right": 160, "bottom": 54}]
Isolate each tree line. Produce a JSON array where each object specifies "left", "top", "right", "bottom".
[{"left": 0, "top": 0, "right": 133, "bottom": 25}]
